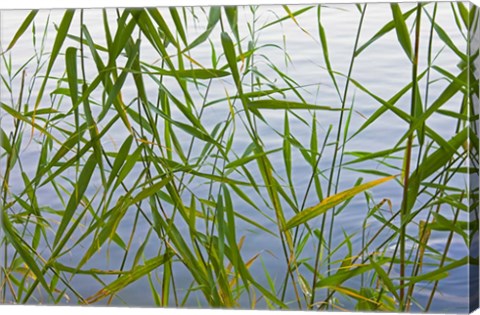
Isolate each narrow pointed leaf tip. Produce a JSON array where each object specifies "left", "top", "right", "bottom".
[
  {"left": 247, "top": 99, "right": 343, "bottom": 111},
  {"left": 284, "top": 175, "right": 397, "bottom": 230}
]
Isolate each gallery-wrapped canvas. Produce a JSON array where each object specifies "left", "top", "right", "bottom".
[{"left": 0, "top": 1, "right": 478, "bottom": 313}]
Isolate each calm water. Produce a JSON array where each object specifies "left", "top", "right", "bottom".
[{"left": 0, "top": 3, "right": 471, "bottom": 312}]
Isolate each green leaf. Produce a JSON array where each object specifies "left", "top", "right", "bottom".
[
  {"left": 390, "top": 4, "right": 413, "bottom": 61},
  {"left": 430, "top": 19, "right": 467, "bottom": 61},
  {"left": 183, "top": 7, "right": 220, "bottom": 52},
  {"left": 111, "top": 138, "right": 138, "bottom": 182},
  {"left": 247, "top": 99, "right": 342, "bottom": 111},
  {"left": 350, "top": 70, "right": 426, "bottom": 139},
  {"left": 355, "top": 6, "right": 416, "bottom": 56},
  {"left": 4, "top": 10, "right": 38, "bottom": 52},
  {"left": 399, "top": 256, "right": 468, "bottom": 288},
  {"left": 224, "top": 6, "right": 240, "bottom": 42},
  {"left": 85, "top": 253, "right": 173, "bottom": 303},
  {"left": 51, "top": 262, "right": 125, "bottom": 275},
  {"left": 344, "top": 146, "right": 407, "bottom": 166},
  {"left": 430, "top": 212, "right": 468, "bottom": 244},
  {"left": 221, "top": 32, "right": 241, "bottom": 91},
  {"left": 53, "top": 153, "right": 97, "bottom": 247},
  {"left": 225, "top": 148, "right": 281, "bottom": 169},
  {"left": 316, "top": 257, "right": 389, "bottom": 288},
  {"left": 317, "top": 6, "right": 341, "bottom": 96},
  {"left": 397, "top": 69, "right": 467, "bottom": 147},
  {"left": 1, "top": 128, "right": 12, "bottom": 154},
  {"left": 457, "top": 3, "right": 470, "bottom": 29},
  {"left": 1, "top": 210, "right": 51, "bottom": 295},
  {"left": 369, "top": 258, "right": 400, "bottom": 301},
  {"left": 260, "top": 6, "right": 314, "bottom": 30},
  {"left": 141, "top": 64, "right": 230, "bottom": 79},
  {"left": 147, "top": 8, "right": 179, "bottom": 48},
  {"left": 285, "top": 175, "right": 396, "bottom": 230},
  {"left": 109, "top": 13, "right": 137, "bottom": 62},
  {"left": 169, "top": 8, "right": 187, "bottom": 45},
  {"left": 130, "top": 176, "right": 171, "bottom": 205},
  {"left": 32, "top": 10, "right": 75, "bottom": 129},
  {"left": 1, "top": 103, "right": 60, "bottom": 145},
  {"left": 406, "top": 127, "right": 468, "bottom": 212}
]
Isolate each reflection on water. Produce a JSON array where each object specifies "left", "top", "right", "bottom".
[{"left": 0, "top": 2, "right": 473, "bottom": 312}]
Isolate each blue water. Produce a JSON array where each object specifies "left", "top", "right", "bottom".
[{"left": 0, "top": 3, "right": 472, "bottom": 312}]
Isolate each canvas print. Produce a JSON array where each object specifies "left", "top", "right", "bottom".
[{"left": 0, "top": 1, "right": 478, "bottom": 313}]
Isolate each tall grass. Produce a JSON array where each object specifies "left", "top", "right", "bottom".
[{"left": 0, "top": 2, "right": 477, "bottom": 312}]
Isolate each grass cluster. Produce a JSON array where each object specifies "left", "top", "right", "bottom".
[{"left": 0, "top": 2, "right": 478, "bottom": 312}]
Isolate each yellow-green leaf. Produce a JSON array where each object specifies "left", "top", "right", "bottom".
[
  {"left": 285, "top": 175, "right": 396, "bottom": 230},
  {"left": 247, "top": 99, "right": 342, "bottom": 111},
  {"left": 85, "top": 253, "right": 173, "bottom": 304}
]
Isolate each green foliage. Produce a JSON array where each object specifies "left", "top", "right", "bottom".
[{"left": 0, "top": 3, "right": 474, "bottom": 312}]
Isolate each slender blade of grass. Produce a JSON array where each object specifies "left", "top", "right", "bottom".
[
  {"left": 4, "top": 10, "right": 38, "bottom": 53},
  {"left": 285, "top": 175, "right": 396, "bottom": 230},
  {"left": 390, "top": 4, "right": 413, "bottom": 61},
  {"left": 53, "top": 153, "right": 97, "bottom": 247},
  {"left": 85, "top": 253, "right": 173, "bottom": 304}
]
